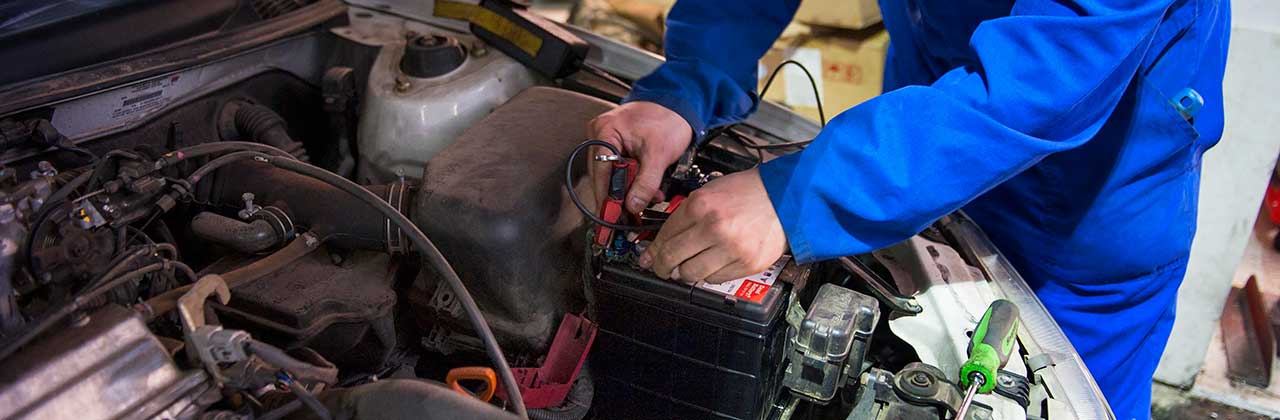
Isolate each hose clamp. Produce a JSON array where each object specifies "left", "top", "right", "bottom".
[
  {"left": 385, "top": 179, "right": 413, "bottom": 255},
  {"left": 249, "top": 206, "right": 296, "bottom": 245}
]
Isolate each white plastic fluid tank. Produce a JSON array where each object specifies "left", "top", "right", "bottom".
[{"left": 355, "top": 24, "right": 541, "bottom": 184}]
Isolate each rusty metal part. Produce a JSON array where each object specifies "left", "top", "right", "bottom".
[
  {"left": 177, "top": 274, "right": 231, "bottom": 334},
  {"left": 1220, "top": 275, "right": 1274, "bottom": 387},
  {"left": 178, "top": 274, "right": 248, "bottom": 384}
]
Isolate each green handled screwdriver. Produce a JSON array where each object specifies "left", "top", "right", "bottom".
[{"left": 954, "top": 299, "right": 1020, "bottom": 420}]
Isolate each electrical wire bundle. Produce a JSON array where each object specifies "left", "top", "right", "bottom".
[
  {"left": 1, "top": 141, "right": 531, "bottom": 419},
  {"left": 714, "top": 59, "right": 826, "bottom": 155}
]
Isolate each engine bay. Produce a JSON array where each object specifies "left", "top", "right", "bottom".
[{"left": 0, "top": 2, "right": 1106, "bottom": 420}]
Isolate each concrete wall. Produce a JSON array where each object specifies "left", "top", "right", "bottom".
[{"left": 1154, "top": 0, "right": 1280, "bottom": 387}]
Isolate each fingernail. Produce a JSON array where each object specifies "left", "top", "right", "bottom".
[
  {"left": 638, "top": 252, "right": 652, "bottom": 268},
  {"left": 627, "top": 196, "right": 646, "bottom": 213}
]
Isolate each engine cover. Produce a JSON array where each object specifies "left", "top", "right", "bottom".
[
  {"left": 212, "top": 249, "right": 398, "bottom": 372},
  {"left": 410, "top": 86, "right": 612, "bottom": 355}
]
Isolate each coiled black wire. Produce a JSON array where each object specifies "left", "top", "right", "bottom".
[{"left": 565, "top": 140, "right": 660, "bottom": 231}]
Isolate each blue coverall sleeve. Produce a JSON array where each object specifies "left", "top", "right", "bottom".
[
  {"left": 623, "top": 0, "right": 801, "bottom": 137},
  {"left": 758, "top": 0, "right": 1179, "bottom": 263}
]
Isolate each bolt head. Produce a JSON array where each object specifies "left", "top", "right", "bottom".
[{"left": 909, "top": 371, "right": 931, "bottom": 386}]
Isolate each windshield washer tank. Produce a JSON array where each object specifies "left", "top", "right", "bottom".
[{"left": 357, "top": 34, "right": 541, "bottom": 184}]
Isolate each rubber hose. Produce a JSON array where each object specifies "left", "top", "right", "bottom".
[
  {"left": 191, "top": 212, "right": 281, "bottom": 254},
  {"left": 229, "top": 102, "right": 309, "bottom": 161},
  {"left": 247, "top": 339, "right": 339, "bottom": 385},
  {"left": 155, "top": 149, "right": 527, "bottom": 418},
  {"left": 264, "top": 155, "right": 529, "bottom": 419},
  {"left": 206, "top": 162, "right": 398, "bottom": 250},
  {"left": 286, "top": 379, "right": 520, "bottom": 420},
  {"left": 288, "top": 380, "right": 332, "bottom": 420}
]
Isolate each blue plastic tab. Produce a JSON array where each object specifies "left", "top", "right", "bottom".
[{"left": 1172, "top": 88, "right": 1204, "bottom": 120}]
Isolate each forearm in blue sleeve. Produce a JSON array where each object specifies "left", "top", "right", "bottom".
[
  {"left": 623, "top": 0, "right": 800, "bottom": 137},
  {"left": 759, "top": 0, "right": 1175, "bottom": 263}
]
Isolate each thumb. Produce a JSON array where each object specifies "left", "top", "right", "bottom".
[{"left": 625, "top": 158, "right": 666, "bottom": 215}]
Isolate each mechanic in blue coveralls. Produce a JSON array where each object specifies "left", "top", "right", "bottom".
[{"left": 586, "top": 0, "right": 1229, "bottom": 418}]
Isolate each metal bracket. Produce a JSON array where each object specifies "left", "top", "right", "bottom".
[
  {"left": 892, "top": 362, "right": 966, "bottom": 416},
  {"left": 178, "top": 274, "right": 230, "bottom": 333},
  {"left": 178, "top": 274, "right": 250, "bottom": 383},
  {"left": 994, "top": 370, "right": 1031, "bottom": 408},
  {"left": 384, "top": 178, "right": 412, "bottom": 255},
  {"left": 838, "top": 256, "right": 923, "bottom": 315}
]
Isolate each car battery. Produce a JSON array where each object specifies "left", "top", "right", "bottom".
[{"left": 589, "top": 256, "right": 808, "bottom": 420}]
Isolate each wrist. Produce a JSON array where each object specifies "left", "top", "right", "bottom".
[{"left": 758, "top": 153, "right": 814, "bottom": 263}]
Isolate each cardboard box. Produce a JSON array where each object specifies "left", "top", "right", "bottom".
[
  {"left": 759, "top": 26, "right": 889, "bottom": 124},
  {"left": 793, "top": 0, "right": 882, "bottom": 31}
]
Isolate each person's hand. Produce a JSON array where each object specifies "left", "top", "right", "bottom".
[
  {"left": 638, "top": 168, "right": 788, "bottom": 284},
  {"left": 586, "top": 101, "right": 692, "bottom": 215}
]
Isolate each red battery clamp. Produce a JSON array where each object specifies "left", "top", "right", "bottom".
[{"left": 593, "top": 157, "right": 638, "bottom": 247}]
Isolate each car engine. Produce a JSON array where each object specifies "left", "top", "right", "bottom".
[{"left": 0, "top": 1, "right": 1110, "bottom": 419}]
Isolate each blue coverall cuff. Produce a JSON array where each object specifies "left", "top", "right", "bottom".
[
  {"left": 758, "top": 152, "right": 815, "bottom": 264},
  {"left": 621, "top": 91, "right": 709, "bottom": 141}
]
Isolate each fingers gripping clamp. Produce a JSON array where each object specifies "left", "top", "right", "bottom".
[{"left": 593, "top": 157, "right": 637, "bottom": 247}]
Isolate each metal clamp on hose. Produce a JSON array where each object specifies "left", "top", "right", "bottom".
[
  {"left": 250, "top": 206, "right": 296, "bottom": 245},
  {"left": 384, "top": 178, "right": 413, "bottom": 255}
]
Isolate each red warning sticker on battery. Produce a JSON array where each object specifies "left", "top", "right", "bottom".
[
  {"left": 695, "top": 256, "right": 789, "bottom": 303},
  {"left": 733, "top": 280, "right": 771, "bottom": 303}
]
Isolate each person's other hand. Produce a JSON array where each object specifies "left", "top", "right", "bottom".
[
  {"left": 586, "top": 101, "right": 692, "bottom": 215},
  {"left": 638, "top": 168, "right": 787, "bottom": 284}
]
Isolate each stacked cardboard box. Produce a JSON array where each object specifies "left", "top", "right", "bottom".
[
  {"left": 758, "top": 24, "right": 889, "bottom": 124},
  {"left": 567, "top": 0, "right": 890, "bottom": 124},
  {"left": 792, "top": 0, "right": 882, "bottom": 31},
  {"left": 758, "top": 0, "right": 887, "bottom": 124}
]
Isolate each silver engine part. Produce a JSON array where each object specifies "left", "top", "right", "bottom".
[{"left": 0, "top": 306, "right": 215, "bottom": 420}]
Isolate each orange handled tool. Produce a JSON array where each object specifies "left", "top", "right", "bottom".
[{"left": 446, "top": 366, "right": 497, "bottom": 402}]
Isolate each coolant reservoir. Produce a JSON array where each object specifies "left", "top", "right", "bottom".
[{"left": 357, "top": 32, "right": 541, "bottom": 184}]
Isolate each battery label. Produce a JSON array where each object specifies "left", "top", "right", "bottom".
[{"left": 696, "top": 256, "right": 790, "bottom": 303}]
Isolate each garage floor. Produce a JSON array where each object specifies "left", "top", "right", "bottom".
[{"left": 1155, "top": 206, "right": 1280, "bottom": 419}]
